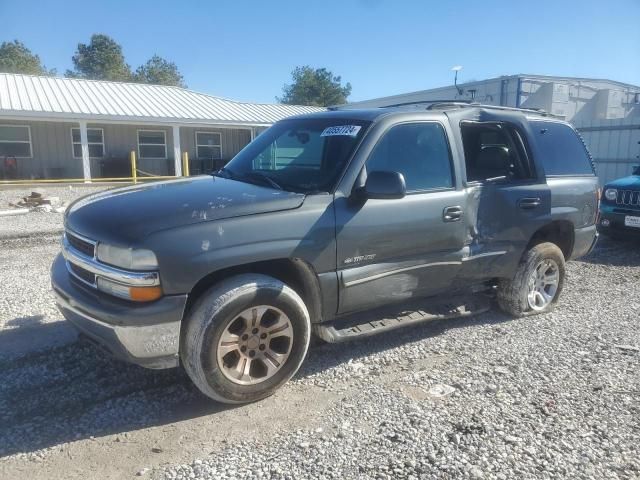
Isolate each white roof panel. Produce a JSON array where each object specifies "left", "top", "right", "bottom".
[{"left": 0, "top": 73, "right": 324, "bottom": 125}]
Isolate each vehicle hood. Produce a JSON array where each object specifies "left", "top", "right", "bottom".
[
  {"left": 65, "top": 176, "right": 306, "bottom": 244},
  {"left": 605, "top": 175, "right": 640, "bottom": 189}
]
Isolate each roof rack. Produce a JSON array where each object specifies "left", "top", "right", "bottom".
[{"left": 379, "top": 100, "right": 552, "bottom": 117}]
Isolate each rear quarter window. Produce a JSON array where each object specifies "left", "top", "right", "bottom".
[{"left": 531, "top": 121, "right": 595, "bottom": 176}]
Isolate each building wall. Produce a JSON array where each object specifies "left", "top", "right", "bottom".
[
  {"left": 0, "top": 119, "right": 255, "bottom": 180},
  {"left": 180, "top": 127, "right": 251, "bottom": 173},
  {"left": 91, "top": 123, "right": 175, "bottom": 177},
  {"left": 0, "top": 118, "right": 82, "bottom": 179},
  {"left": 343, "top": 76, "right": 640, "bottom": 123},
  {"left": 575, "top": 117, "right": 640, "bottom": 186}
]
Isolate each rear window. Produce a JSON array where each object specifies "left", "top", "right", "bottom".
[{"left": 531, "top": 121, "right": 594, "bottom": 176}]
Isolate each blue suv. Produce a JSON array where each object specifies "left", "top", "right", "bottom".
[{"left": 599, "top": 165, "right": 640, "bottom": 238}]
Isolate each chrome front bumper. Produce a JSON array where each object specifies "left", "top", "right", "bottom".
[{"left": 51, "top": 253, "right": 186, "bottom": 369}]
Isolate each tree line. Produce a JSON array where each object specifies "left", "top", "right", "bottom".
[
  {"left": 0, "top": 35, "right": 185, "bottom": 87},
  {"left": 0, "top": 36, "right": 352, "bottom": 106}
]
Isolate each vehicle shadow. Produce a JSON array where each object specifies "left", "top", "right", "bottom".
[
  {"left": 579, "top": 235, "right": 640, "bottom": 267},
  {"left": 0, "top": 306, "right": 513, "bottom": 457}
]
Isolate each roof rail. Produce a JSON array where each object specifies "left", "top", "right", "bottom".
[
  {"left": 381, "top": 100, "right": 553, "bottom": 117},
  {"left": 381, "top": 99, "right": 474, "bottom": 108},
  {"left": 425, "top": 101, "right": 479, "bottom": 110},
  {"left": 461, "top": 103, "right": 552, "bottom": 116}
]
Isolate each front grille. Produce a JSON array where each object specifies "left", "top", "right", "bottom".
[
  {"left": 68, "top": 262, "right": 96, "bottom": 285},
  {"left": 67, "top": 232, "right": 95, "bottom": 257},
  {"left": 616, "top": 190, "right": 640, "bottom": 208}
]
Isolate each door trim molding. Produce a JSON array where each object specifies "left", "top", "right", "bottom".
[
  {"left": 342, "top": 261, "right": 461, "bottom": 288},
  {"left": 461, "top": 250, "right": 507, "bottom": 262}
]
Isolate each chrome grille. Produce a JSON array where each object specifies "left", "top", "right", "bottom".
[
  {"left": 66, "top": 231, "right": 95, "bottom": 258},
  {"left": 68, "top": 262, "right": 96, "bottom": 286},
  {"left": 616, "top": 190, "right": 640, "bottom": 208}
]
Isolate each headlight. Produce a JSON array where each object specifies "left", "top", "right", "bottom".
[
  {"left": 96, "top": 243, "right": 158, "bottom": 270},
  {"left": 604, "top": 188, "right": 618, "bottom": 201}
]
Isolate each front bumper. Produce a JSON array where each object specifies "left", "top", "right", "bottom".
[
  {"left": 51, "top": 253, "right": 187, "bottom": 369},
  {"left": 598, "top": 204, "right": 640, "bottom": 237}
]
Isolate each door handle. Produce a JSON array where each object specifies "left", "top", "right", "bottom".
[
  {"left": 443, "top": 206, "right": 463, "bottom": 222},
  {"left": 518, "top": 197, "right": 542, "bottom": 210}
]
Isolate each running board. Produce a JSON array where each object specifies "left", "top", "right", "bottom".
[{"left": 314, "top": 295, "right": 491, "bottom": 343}]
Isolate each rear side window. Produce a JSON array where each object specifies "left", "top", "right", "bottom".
[
  {"left": 460, "top": 122, "right": 535, "bottom": 183},
  {"left": 366, "top": 122, "right": 453, "bottom": 191},
  {"left": 531, "top": 121, "right": 594, "bottom": 176}
]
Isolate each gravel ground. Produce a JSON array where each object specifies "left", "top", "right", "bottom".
[
  {"left": 0, "top": 237, "right": 638, "bottom": 479},
  {"left": 0, "top": 185, "right": 109, "bottom": 238}
]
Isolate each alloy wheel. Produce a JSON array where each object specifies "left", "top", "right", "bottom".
[
  {"left": 216, "top": 306, "right": 293, "bottom": 385},
  {"left": 527, "top": 259, "right": 560, "bottom": 311}
]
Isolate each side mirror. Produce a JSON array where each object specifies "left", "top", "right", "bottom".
[
  {"left": 364, "top": 171, "right": 406, "bottom": 199},
  {"left": 633, "top": 165, "right": 640, "bottom": 176}
]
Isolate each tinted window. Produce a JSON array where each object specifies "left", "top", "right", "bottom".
[
  {"left": 461, "top": 122, "right": 534, "bottom": 182},
  {"left": 224, "top": 118, "right": 370, "bottom": 193},
  {"left": 366, "top": 123, "right": 453, "bottom": 191},
  {"left": 531, "top": 121, "right": 594, "bottom": 176}
]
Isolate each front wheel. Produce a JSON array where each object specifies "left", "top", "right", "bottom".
[
  {"left": 497, "top": 242, "right": 565, "bottom": 317},
  {"left": 181, "top": 274, "right": 311, "bottom": 404}
]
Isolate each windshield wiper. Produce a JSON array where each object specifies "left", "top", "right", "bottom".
[
  {"left": 212, "top": 168, "right": 283, "bottom": 191},
  {"left": 212, "top": 167, "right": 234, "bottom": 179},
  {"left": 240, "top": 172, "right": 283, "bottom": 190}
]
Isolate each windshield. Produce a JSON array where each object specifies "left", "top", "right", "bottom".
[{"left": 219, "top": 118, "right": 370, "bottom": 193}]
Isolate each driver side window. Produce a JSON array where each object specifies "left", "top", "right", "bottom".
[{"left": 366, "top": 122, "right": 454, "bottom": 192}]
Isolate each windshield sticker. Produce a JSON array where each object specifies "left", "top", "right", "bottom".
[{"left": 320, "top": 125, "right": 361, "bottom": 137}]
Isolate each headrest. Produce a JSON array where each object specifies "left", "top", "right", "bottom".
[{"left": 476, "top": 146, "right": 510, "bottom": 170}]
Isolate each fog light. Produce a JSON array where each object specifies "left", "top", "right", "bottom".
[{"left": 601, "top": 219, "right": 610, "bottom": 227}]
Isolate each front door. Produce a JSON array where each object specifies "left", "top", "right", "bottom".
[{"left": 335, "top": 121, "right": 467, "bottom": 314}]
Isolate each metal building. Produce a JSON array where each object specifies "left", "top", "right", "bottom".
[
  {"left": 343, "top": 74, "right": 640, "bottom": 185},
  {"left": 0, "top": 73, "right": 323, "bottom": 182}
]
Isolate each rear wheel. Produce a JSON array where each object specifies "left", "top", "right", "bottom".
[
  {"left": 497, "top": 242, "right": 565, "bottom": 317},
  {"left": 181, "top": 274, "right": 311, "bottom": 404}
]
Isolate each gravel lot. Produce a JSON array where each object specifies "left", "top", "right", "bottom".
[
  {"left": 0, "top": 185, "right": 109, "bottom": 239},
  {"left": 0, "top": 232, "right": 638, "bottom": 479},
  {"left": 0, "top": 186, "right": 110, "bottom": 356}
]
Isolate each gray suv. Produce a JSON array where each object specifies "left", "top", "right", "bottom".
[{"left": 51, "top": 104, "right": 599, "bottom": 403}]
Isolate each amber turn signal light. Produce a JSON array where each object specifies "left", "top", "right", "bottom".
[{"left": 129, "top": 285, "right": 163, "bottom": 302}]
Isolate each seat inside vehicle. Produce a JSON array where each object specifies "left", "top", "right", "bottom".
[
  {"left": 461, "top": 122, "right": 530, "bottom": 182},
  {"left": 472, "top": 145, "right": 512, "bottom": 181}
]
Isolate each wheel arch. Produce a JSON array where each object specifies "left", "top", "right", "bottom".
[
  {"left": 527, "top": 220, "right": 575, "bottom": 260},
  {"left": 184, "top": 258, "right": 324, "bottom": 324}
]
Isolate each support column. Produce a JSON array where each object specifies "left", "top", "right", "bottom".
[
  {"left": 250, "top": 127, "right": 255, "bottom": 142},
  {"left": 79, "top": 121, "right": 91, "bottom": 182},
  {"left": 172, "top": 125, "right": 182, "bottom": 176}
]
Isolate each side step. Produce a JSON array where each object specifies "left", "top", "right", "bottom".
[{"left": 314, "top": 295, "right": 491, "bottom": 343}]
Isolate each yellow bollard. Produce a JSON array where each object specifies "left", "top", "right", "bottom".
[
  {"left": 182, "top": 151, "right": 190, "bottom": 177},
  {"left": 130, "top": 150, "right": 137, "bottom": 184}
]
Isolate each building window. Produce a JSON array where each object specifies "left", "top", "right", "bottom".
[
  {"left": 71, "top": 128, "right": 104, "bottom": 158},
  {"left": 196, "top": 131, "right": 222, "bottom": 159},
  {"left": 0, "top": 125, "right": 32, "bottom": 157},
  {"left": 138, "top": 130, "right": 167, "bottom": 159}
]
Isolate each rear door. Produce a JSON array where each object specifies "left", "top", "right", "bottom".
[
  {"left": 334, "top": 120, "right": 467, "bottom": 314},
  {"left": 454, "top": 117, "right": 552, "bottom": 281}
]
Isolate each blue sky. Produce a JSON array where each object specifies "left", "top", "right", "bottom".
[{"left": 1, "top": 0, "right": 639, "bottom": 103}]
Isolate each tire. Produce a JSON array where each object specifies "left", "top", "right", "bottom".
[
  {"left": 180, "top": 274, "right": 311, "bottom": 404},
  {"left": 497, "top": 242, "right": 565, "bottom": 317}
]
